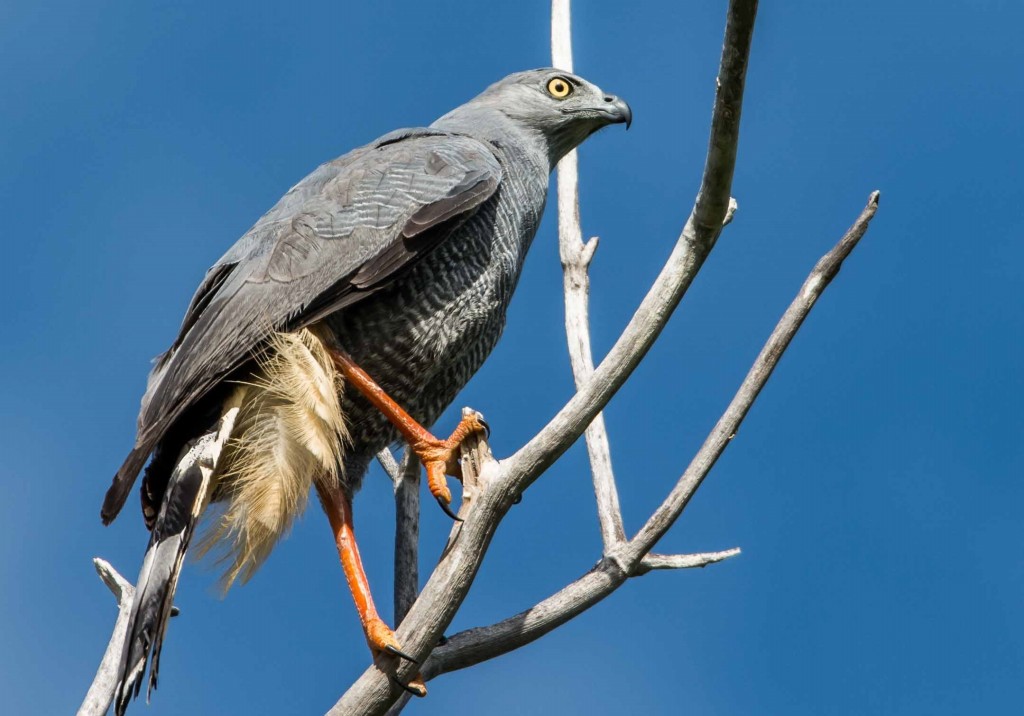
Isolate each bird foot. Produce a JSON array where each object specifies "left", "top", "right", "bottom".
[
  {"left": 414, "top": 412, "right": 489, "bottom": 520},
  {"left": 366, "top": 617, "right": 417, "bottom": 663},
  {"left": 324, "top": 348, "right": 488, "bottom": 520},
  {"left": 366, "top": 618, "right": 428, "bottom": 696}
]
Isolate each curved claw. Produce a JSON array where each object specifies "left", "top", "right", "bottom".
[
  {"left": 384, "top": 644, "right": 420, "bottom": 665},
  {"left": 479, "top": 417, "right": 491, "bottom": 439},
  {"left": 436, "top": 495, "right": 463, "bottom": 522},
  {"left": 391, "top": 675, "right": 427, "bottom": 697}
]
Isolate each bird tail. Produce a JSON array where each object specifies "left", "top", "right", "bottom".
[
  {"left": 113, "top": 404, "right": 240, "bottom": 716},
  {"left": 112, "top": 327, "right": 348, "bottom": 714}
]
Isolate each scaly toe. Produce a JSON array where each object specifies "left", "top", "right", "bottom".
[{"left": 366, "top": 618, "right": 418, "bottom": 663}]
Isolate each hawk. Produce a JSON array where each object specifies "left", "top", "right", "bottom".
[{"left": 102, "top": 69, "right": 630, "bottom": 711}]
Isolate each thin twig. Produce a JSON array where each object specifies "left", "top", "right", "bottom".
[
  {"left": 552, "top": 0, "right": 627, "bottom": 550},
  {"left": 78, "top": 559, "right": 135, "bottom": 716},
  {"left": 422, "top": 547, "right": 741, "bottom": 678},
  {"left": 377, "top": 447, "right": 401, "bottom": 484},
  {"left": 393, "top": 450, "right": 419, "bottom": 625},
  {"left": 638, "top": 548, "right": 742, "bottom": 574},
  {"left": 419, "top": 191, "right": 878, "bottom": 677},
  {"left": 624, "top": 191, "right": 881, "bottom": 564}
]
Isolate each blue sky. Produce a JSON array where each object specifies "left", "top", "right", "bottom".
[{"left": 2, "top": 1, "right": 1022, "bottom": 714}]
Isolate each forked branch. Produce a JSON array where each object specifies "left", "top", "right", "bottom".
[
  {"left": 328, "top": 2, "right": 762, "bottom": 713},
  {"left": 420, "top": 191, "right": 879, "bottom": 678},
  {"left": 80, "top": 2, "right": 880, "bottom": 714}
]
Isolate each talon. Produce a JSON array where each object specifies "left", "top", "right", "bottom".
[
  {"left": 384, "top": 644, "right": 420, "bottom": 665},
  {"left": 436, "top": 495, "right": 463, "bottom": 521},
  {"left": 478, "top": 417, "right": 491, "bottom": 439},
  {"left": 511, "top": 493, "right": 522, "bottom": 505},
  {"left": 170, "top": 606, "right": 181, "bottom": 617},
  {"left": 391, "top": 675, "right": 427, "bottom": 698},
  {"left": 437, "top": 634, "right": 448, "bottom": 646}
]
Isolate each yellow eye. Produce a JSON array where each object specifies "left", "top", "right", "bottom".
[{"left": 546, "top": 77, "right": 573, "bottom": 99}]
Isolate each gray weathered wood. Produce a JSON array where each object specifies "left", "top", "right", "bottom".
[
  {"left": 77, "top": 559, "right": 135, "bottom": 716},
  {"left": 393, "top": 450, "right": 419, "bottom": 625},
  {"left": 415, "top": 190, "right": 879, "bottom": 682},
  {"left": 552, "top": 0, "right": 627, "bottom": 551},
  {"left": 327, "top": 3, "right": 765, "bottom": 713}
]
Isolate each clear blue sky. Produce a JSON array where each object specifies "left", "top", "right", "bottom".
[{"left": 2, "top": 1, "right": 1021, "bottom": 714}]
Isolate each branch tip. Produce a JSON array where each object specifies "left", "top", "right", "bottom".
[
  {"left": 723, "top": 198, "right": 739, "bottom": 226},
  {"left": 93, "top": 557, "right": 132, "bottom": 603},
  {"left": 377, "top": 447, "right": 402, "bottom": 485},
  {"left": 638, "top": 548, "right": 742, "bottom": 574}
]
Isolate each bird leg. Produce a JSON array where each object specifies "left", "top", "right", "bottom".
[
  {"left": 328, "top": 348, "right": 488, "bottom": 519},
  {"left": 315, "top": 483, "right": 427, "bottom": 697}
]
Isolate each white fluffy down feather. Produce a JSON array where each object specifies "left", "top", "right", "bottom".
[{"left": 198, "top": 328, "right": 348, "bottom": 588}]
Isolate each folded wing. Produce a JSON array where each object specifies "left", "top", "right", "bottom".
[{"left": 102, "top": 130, "right": 502, "bottom": 523}]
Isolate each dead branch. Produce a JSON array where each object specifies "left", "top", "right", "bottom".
[
  {"left": 81, "top": 2, "right": 882, "bottom": 714},
  {"left": 392, "top": 451, "right": 420, "bottom": 625},
  {"left": 77, "top": 559, "right": 134, "bottom": 716},
  {"left": 418, "top": 191, "right": 878, "bottom": 679},
  {"left": 327, "top": 2, "right": 762, "bottom": 713},
  {"left": 552, "top": 0, "right": 627, "bottom": 551},
  {"left": 623, "top": 192, "right": 881, "bottom": 564}
]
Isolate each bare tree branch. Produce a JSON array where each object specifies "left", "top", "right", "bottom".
[
  {"left": 376, "top": 447, "right": 401, "bottom": 484},
  {"left": 393, "top": 451, "right": 419, "bottom": 625},
  {"left": 551, "top": 0, "right": 627, "bottom": 551},
  {"left": 424, "top": 559, "right": 623, "bottom": 679},
  {"left": 327, "top": 3, "right": 761, "bottom": 713},
  {"left": 422, "top": 548, "right": 741, "bottom": 678},
  {"left": 78, "top": 559, "right": 134, "bottom": 716},
  {"left": 638, "top": 548, "right": 743, "bottom": 574},
  {"left": 624, "top": 191, "right": 880, "bottom": 565},
  {"left": 416, "top": 190, "right": 877, "bottom": 679},
  {"left": 497, "top": 0, "right": 757, "bottom": 497},
  {"left": 83, "top": 4, "right": 877, "bottom": 714}
]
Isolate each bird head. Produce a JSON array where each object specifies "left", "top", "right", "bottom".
[{"left": 434, "top": 69, "right": 631, "bottom": 167}]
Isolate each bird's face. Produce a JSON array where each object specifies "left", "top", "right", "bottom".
[{"left": 479, "top": 69, "right": 632, "bottom": 165}]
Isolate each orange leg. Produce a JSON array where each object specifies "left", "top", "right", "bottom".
[
  {"left": 316, "top": 483, "right": 427, "bottom": 696},
  {"left": 329, "top": 349, "right": 488, "bottom": 517}
]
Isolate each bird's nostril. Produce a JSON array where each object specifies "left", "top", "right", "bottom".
[{"left": 603, "top": 95, "right": 615, "bottom": 103}]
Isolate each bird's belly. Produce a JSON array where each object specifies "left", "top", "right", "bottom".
[
  {"left": 322, "top": 244, "right": 515, "bottom": 484},
  {"left": 321, "top": 164, "right": 545, "bottom": 488}
]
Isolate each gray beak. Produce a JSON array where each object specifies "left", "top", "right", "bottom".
[{"left": 602, "top": 95, "right": 632, "bottom": 130}]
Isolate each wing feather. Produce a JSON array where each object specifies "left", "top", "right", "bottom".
[{"left": 101, "top": 129, "right": 502, "bottom": 523}]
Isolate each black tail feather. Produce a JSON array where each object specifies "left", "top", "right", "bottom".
[
  {"left": 102, "top": 446, "right": 151, "bottom": 525},
  {"left": 113, "top": 414, "right": 234, "bottom": 715}
]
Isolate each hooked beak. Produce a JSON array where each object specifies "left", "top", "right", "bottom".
[{"left": 601, "top": 95, "right": 632, "bottom": 130}]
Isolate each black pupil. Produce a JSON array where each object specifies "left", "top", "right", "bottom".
[{"left": 554, "top": 82, "right": 565, "bottom": 93}]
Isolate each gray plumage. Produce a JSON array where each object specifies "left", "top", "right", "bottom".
[{"left": 103, "top": 69, "right": 629, "bottom": 713}]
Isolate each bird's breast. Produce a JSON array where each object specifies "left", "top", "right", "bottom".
[{"left": 322, "top": 161, "right": 547, "bottom": 484}]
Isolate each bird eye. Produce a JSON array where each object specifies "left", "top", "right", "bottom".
[{"left": 546, "top": 77, "right": 573, "bottom": 99}]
